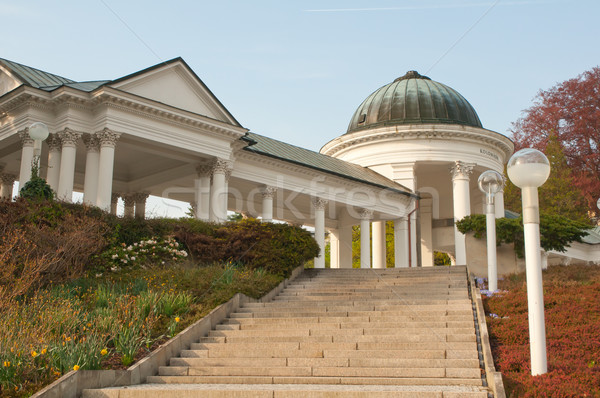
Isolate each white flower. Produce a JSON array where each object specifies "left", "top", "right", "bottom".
[
  {"left": 110, "top": 266, "right": 120, "bottom": 272},
  {"left": 111, "top": 254, "right": 118, "bottom": 259},
  {"left": 131, "top": 256, "right": 136, "bottom": 261},
  {"left": 95, "top": 273, "right": 103, "bottom": 277}
]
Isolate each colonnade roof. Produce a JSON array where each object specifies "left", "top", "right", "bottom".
[
  {"left": 242, "top": 132, "right": 416, "bottom": 197},
  {"left": 0, "top": 58, "right": 75, "bottom": 88}
]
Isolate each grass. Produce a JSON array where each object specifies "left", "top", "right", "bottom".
[
  {"left": 482, "top": 264, "right": 600, "bottom": 397},
  {"left": 0, "top": 261, "right": 283, "bottom": 397}
]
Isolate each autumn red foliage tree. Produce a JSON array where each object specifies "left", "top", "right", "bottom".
[{"left": 511, "top": 66, "right": 600, "bottom": 214}]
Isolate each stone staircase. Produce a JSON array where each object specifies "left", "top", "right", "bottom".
[{"left": 84, "top": 266, "right": 492, "bottom": 397}]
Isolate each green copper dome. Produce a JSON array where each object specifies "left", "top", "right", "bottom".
[{"left": 346, "top": 71, "right": 482, "bottom": 134}]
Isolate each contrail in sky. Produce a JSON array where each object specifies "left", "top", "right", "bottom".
[{"left": 305, "top": 1, "right": 555, "bottom": 12}]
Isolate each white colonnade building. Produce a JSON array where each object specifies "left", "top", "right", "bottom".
[
  {"left": 0, "top": 57, "right": 417, "bottom": 269},
  {"left": 4, "top": 58, "right": 596, "bottom": 272}
]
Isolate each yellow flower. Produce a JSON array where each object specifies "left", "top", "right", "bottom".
[
  {"left": 101, "top": 348, "right": 108, "bottom": 356},
  {"left": 3, "top": 361, "right": 10, "bottom": 367},
  {"left": 73, "top": 365, "right": 80, "bottom": 371},
  {"left": 175, "top": 317, "right": 180, "bottom": 323},
  {"left": 31, "top": 350, "right": 38, "bottom": 358},
  {"left": 41, "top": 348, "right": 47, "bottom": 355}
]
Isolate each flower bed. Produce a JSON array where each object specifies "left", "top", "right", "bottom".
[{"left": 482, "top": 265, "right": 600, "bottom": 397}]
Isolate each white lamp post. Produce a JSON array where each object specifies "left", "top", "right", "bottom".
[
  {"left": 28, "top": 122, "right": 50, "bottom": 170},
  {"left": 478, "top": 170, "right": 504, "bottom": 292},
  {"left": 507, "top": 148, "right": 550, "bottom": 376}
]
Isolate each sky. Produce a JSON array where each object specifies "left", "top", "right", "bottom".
[{"left": 2, "top": 0, "right": 599, "bottom": 216}]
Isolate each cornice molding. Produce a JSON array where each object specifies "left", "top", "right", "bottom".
[
  {"left": 1, "top": 88, "right": 248, "bottom": 142},
  {"left": 321, "top": 125, "right": 514, "bottom": 161}
]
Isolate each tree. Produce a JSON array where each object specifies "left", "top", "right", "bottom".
[
  {"left": 511, "top": 66, "right": 600, "bottom": 215},
  {"left": 456, "top": 213, "right": 589, "bottom": 258},
  {"left": 504, "top": 134, "right": 591, "bottom": 224}
]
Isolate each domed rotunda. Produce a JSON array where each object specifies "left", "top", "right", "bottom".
[{"left": 321, "top": 71, "right": 514, "bottom": 269}]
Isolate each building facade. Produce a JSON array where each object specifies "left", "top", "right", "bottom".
[{"left": 1, "top": 58, "right": 597, "bottom": 273}]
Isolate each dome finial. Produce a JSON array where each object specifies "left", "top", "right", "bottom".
[{"left": 394, "top": 70, "right": 431, "bottom": 82}]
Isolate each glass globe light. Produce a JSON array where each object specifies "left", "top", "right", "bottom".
[
  {"left": 28, "top": 122, "right": 50, "bottom": 141},
  {"left": 507, "top": 148, "right": 550, "bottom": 188},
  {"left": 478, "top": 170, "right": 504, "bottom": 197}
]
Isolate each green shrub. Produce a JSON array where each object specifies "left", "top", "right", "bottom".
[
  {"left": 19, "top": 164, "right": 54, "bottom": 202},
  {"left": 456, "top": 213, "right": 588, "bottom": 257},
  {"left": 174, "top": 219, "right": 319, "bottom": 276}
]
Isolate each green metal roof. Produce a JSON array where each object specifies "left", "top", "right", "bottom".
[
  {"left": 347, "top": 71, "right": 482, "bottom": 134},
  {"left": 242, "top": 132, "right": 416, "bottom": 197},
  {"left": 40, "top": 81, "right": 111, "bottom": 92},
  {"left": 0, "top": 58, "right": 75, "bottom": 88}
]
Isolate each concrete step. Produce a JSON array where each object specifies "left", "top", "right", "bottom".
[
  {"left": 157, "top": 365, "right": 481, "bottom": 379},
  {"left": 169, "top": 357, "right": 480, "bottom": 369},
  {"left": 83, "top": 267, "right": 489, "bottom": 398},
  {"left": 205, "top": 327, "right": 475, "bottom": 338},
  {"left": 83, "top": 383, "right": 489, "bottom": 398},
  {"left": 200, "top": 333, "right": 476, "bottom": 344},
  {"left": 145, "top": 376, "right": 484, "bottom": 387}
]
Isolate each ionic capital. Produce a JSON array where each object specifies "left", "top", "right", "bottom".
[
  {"left": 57, "top": 128, "right": 82, "bottom": 147},
  {"left": 122, "top": 194, "right": 135, "bottom": 207},
  {"left": 82, "top": 133, "right": 100, "bottom": 153},
  {"left": 359, "top": 208, "right": 374, "bottom": 220},
  {"left": 96, "top": 128, "right": 121, "bottom": 148},
  {"left": 19, "top": 129, "right": 34, "bottom": 146},
  {"left": 212, "top": 158, "right": 233, "bottom": 175},
  {"left": 261, "top": 186, "right": 277, "bottom": 200},
  {"left": 46, "top": 134, "right": 63, "bottom": 152},
  {"left": 132, "top": 192, "right": 150, "bottom": 204},
  {"left": 196, "top": 162, "right": 213, "bottom": 178},
  {"left": 450, "top": 161, "right": 475, "bottom": 180},
  {"left": 311, "top": 197, "right": 328, "bottom": 210}
]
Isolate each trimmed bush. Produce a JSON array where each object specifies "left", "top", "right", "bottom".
[{"left": 174, "top": 218, "right": 319, "bottom": 276}]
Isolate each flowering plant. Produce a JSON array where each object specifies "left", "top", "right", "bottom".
[{"left": 100, "top": 237, "right": 188, "bottom": 273}]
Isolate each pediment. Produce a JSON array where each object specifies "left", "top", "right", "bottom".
[
  {"left": 0, "top": 65, "right": 23, "bottom": 97},
  {"left": 109, "top": 59, "right": 239, "bottom": 126}
]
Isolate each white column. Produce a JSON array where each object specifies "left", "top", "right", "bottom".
[
  {"left": 338, "top": 224, "right": 354, "bottom": 269},
  {"left": 360, "top": 209, "right": 373, "bottom": 269},
  {"left": 495, "top": 187, "right": 505, "bottom": 218},
  {"left": 372, "top": 220, "right": 386, "bottom": 269},
  {"left": 450, "top": 161, "right": 474, "bottom": 265},
  {"left": 329, "top": 229, "right": 340, "bottom": 269},
  {"left": 57, "top": 129, "right": 81, "bottom": 202},
  {"left": 195, "top": 164, "right": 212, "bottom": 221},
  {"left": 123, "top": 195, "right": 135, "bottom": 217},
  {"left": 261, "top": 186, "right": 277, "bottom": 222},
  {"left": 82, "top": 133, "right": 100, "bottom": 205},
  {"left": 18, "top": 129, "right": 35, "bottom": 188},
  {"left": 210, "top": 158, "right": 231, "bottom": 223},
  {"left": 133, "top": 193, "right": 149, "bottom": 219},
  {"left": 420, "top": 197, "right": 434, "bottom": 267},
  {"left": 0, "top": 173, "right": 16, "bottom": 200},
  {"left": 312, "top": 198, "right": 328, "bottom": 269},
  {"left": 95, "top": 129, "right": 121, "bottom": 212},
  {"left": 45, "top": 134, "right": 62, "bottom": 192},
  {"left": 394, "top": 217, "right": 409, "bottom": 268},
  {"left": 110, "top": 193, "right": 119, "bottom": 215}
]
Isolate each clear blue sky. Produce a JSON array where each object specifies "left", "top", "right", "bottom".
[{"left": 2, "top": 1, "right": 599, "bottom": 152}]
